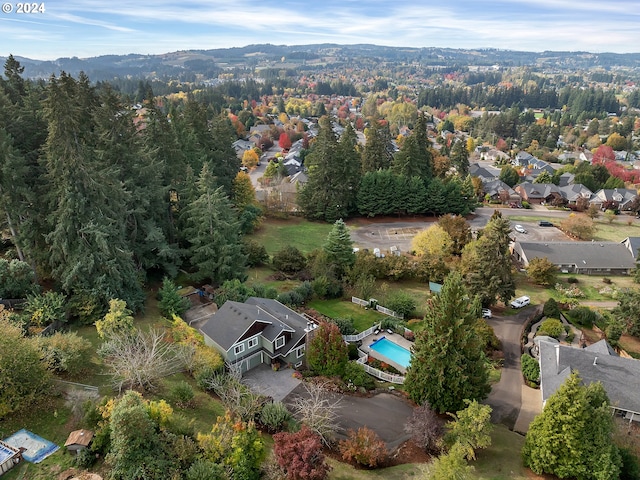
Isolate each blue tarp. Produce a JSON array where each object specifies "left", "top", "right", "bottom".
[{"left": 3, "top": 429, "right": 59, "bottom": 463}]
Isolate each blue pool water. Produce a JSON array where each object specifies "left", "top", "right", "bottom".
[{"left": 370, "top": 337, "right": 411, "bottom": 368}]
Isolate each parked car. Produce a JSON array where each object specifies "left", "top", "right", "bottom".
[
  {"left": 482, "top": 308, "right": 492, "bottom": 318},
  {"left": 539, "top": 221, "right": 554, "bottom": 227},
  {"left": 510, "top": 296, "right": 531, "bottom": 309},
  {"left": 514, "top": 224, "right": 527, "bottom": 233}
]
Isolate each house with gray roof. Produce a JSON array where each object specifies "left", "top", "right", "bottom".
[
  {"left": 621, "top": 237, "right": 640, "bottom": 259},
  {"left": 514, "top": 182, "right": 562, "bottom": 205},
  {"left": 536, "top": 338, "right": 640, "bottom": 422},
  {"left": 590, "top": 188, "right": 638, "bottom": 211},
  {"left": 557, "top": 184, "right": 593, "bottom": 205},
  {"left": 512, "top": 241, "right": 636, "bottom": 275},
  {"left": 200, "top": 297, "right": 317, "bottom": 374},
  {"left": 469, "top": 163, "right": 498, "bottom": 182},
  {"left": 481, "top": 179, "right": 520, "bottom": 204}
]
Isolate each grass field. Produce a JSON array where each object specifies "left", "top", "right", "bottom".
[
  {"left": 506, "top": 214, "right": 640, "bottom": 242},
  {"left": 251, "top": 217, "right": 334, "bottom": 254},
  {"left": 308, "top": 298, "right": 386, "bottom": 331}
]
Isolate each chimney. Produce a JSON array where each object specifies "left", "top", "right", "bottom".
[{"left": 593, "top": 356, "right": 598, "bottom": 366}]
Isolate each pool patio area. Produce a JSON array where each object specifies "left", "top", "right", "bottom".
[{"left": 359, "top": 330, "right": 414, "bottom": 374}]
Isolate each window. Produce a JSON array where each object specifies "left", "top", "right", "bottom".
[
  {"left": 275, "top": 336, "right": 285, "bottom": 349},
  {"left": 295, "top": 361, "right": 303, "bottom": 368},
  {"left": 248, "top": 337, "right": 258, "bottom": 349},
  {"left": 234, "top": 344, "right": 245, "bottom": 355},
  {"left": 296, "top": 346, "right": 305, "bottom": 358}
]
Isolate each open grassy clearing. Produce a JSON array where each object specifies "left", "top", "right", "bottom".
[
  {"left": 251, "top": 217, "right": 334, "bottom": 254},
  {"left": 308, "top": 298, "right": 386, "bottom": 332},
  {"left": 328, "top": 459, "right": 423, "bottom": 479},
  {"left": 592, "top": 218, "right": 640, "bottom": 241},
  {"left": 246, "top": 266, "right": 302, "bottom": 291}
]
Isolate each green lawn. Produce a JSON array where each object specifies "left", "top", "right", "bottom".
[
  {"left": 246, "top": 266, "right": 302, "bottom": 291},
  {"left": 592, "top": 218, "right": 640, "bottom": 241},
  {"left": 250, "top": 217, "right": 334, "bottom": 254},
  {"left": 308, "top": 298, "right": 386, "bottom": 332},
  {"left": 328, "top": 459, "right": 423, "bottom": 479},
  {"left": 474, "top": 425, "right": 540, "bottom": 479}
]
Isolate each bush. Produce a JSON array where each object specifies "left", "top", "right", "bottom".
[
  {"left": 567, "top": 306, "right": 596, "bottom": 328},
  {"left": 521, "top": 354, "right": 540, "bottom": 384},
  {"left": 339, "top": 427, "right": 387, "bottom": 467},
  {"left": 259, "top": 401, "right": 292, "bottom": 433},
  {"left": 567, "top": 276, "right": 579, "bottom": 284},
  {"left": 171, "top": 381, "right": 195, "bottom": 408},
  {"left": 404, "top": 403, "right": 444, "bottom": 454},
  {"left": 619, "top": 447, "right": 640, "bottom": 480},
  {"left": 602, "top": 277, "right": 612, "bottom": 284},
  {"left": 521, "top": 201, "right": 530, "bottom": 209},
  {"left": 537, "top": 318, "right": 564, "bottom": 339},
  {"left": 311, "top": 275, "right": 342, "bottom": 299},
  {"left": 272, "top": 245, "right": 307, "bottom": 273},
  {"left": 185, "top": 460, "right": 227, "bottom": 480},
  {"left": 342, "top": 362, "right": 375, "bottom": 391},
  {"left": 384, "top": 291, "right": 416, "bottom": 318},
  {"left": 74, "top": 447, "right": 96, "bottom": 468},
  {"left": 32, "top": 331, "right": 92, "bottom": 375},
  {"left": 243, "top": 239, "right": 269, "bottom": 267},
  {"left": 347, "top": 343, "right": 360, "bottom": 360},
  {"left": 333, "top": 317, "right": 356, "bottom": 336},
  {"left": 543, "top": 298, "right": 561, "bottom": 319},
  {"left": 274, "top": 425, "right": 330, "bottom": 480},
  {"left": 251, "top": 283, "right": 278, "bottom": 299}
]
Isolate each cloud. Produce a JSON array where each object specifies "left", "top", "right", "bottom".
[{"left": 51, "top": 13, "right": 136, "bottom": 32}]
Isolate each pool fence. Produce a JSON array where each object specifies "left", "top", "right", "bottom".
[
  {"left": 342, "top": 323, "right": 381, "bottom": 343},
  {"left": 355, "top": 349, "right": 405, "bottom": 384}
]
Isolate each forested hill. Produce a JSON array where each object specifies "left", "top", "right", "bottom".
[{"left": 4, "top": 44, "right": 640, "bottom": 81}]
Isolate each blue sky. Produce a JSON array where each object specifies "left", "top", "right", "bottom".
[{"left": 1, "top": 0, "right": 640, "bottom": 60}]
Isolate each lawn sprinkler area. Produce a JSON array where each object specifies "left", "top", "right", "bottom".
[{"left": 3, "top": 429, "right": 59, "bottom": 463}]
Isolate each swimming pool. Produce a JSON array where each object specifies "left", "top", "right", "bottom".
[{"left": 370, "top": 337, "right": 412, "bottom": 369}]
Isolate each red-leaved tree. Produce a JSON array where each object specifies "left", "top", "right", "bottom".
[
  {"left": 339, "top": 427, "right": 387, "bottom": 468},
  {"left": 279, "top": 132, "right": 292, "bottom": 150},
  {"left": 273, "top": 425, "right": 331, "bottom": 480}
]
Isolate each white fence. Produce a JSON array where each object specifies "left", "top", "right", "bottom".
[
  {"left": 375, "top": 305, "right": 404, "bottom": 319},
  {"left": 351, "top": 296, "right": 369, "bottom": 307},
  {"left": 356, "top": 354, "right": 405, "bottom": 384},
  {"left": 343, "top": 323, "right": 381, "bottom": 343}
]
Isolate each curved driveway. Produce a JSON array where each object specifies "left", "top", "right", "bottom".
[{"left": 485, "top": 305, "right": 541, "bottom": 431}]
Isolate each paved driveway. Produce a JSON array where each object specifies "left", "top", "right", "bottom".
[
  {"left": 485, "top": 306, "right": 542, "bottom": 432},
  {"left": 284, "top": 385, "right": 414, "bottom": 450},
  {"left": 242, "top": 364, "right": 301, "bottom": 402}
]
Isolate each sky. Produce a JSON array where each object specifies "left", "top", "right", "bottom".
[{"left": 1, "top": 0, "right": 640, "bottom": 60}]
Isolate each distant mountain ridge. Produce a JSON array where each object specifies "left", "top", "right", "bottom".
[{"left": 3, "top": 44, "right": 640, "bottom": 81}]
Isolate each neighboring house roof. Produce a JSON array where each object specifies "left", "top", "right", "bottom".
[
  {"left": 557, "top": 172, "right": 575, "bottom": 187},
  {"left": 470, "top": 163, "right": 498, "bottom": 181},
  {"left": 557, "top": 184, "right": 593, "bottom": 202},
  {"left": 590, "top": 188, "right": 638, "bottom": 209},
  {"left": 621, "top": 237, "right": 640, "bottom": 259},
  {"left": 515, "top": 182, "right": 561, "bottom": 200},
  {"left": 482, "top": 179, "right": 518, "bottom": 198},
  {"left": 537, "top": 338, "right": 640, "bottom": 415},
  {"left": 514, "top": 151, "right": 535, "bottom": 166},
  {"left": 64, "top": 430, "right": 94, "bottom": 448},
  {"left": 513, "top": 241, "right": 636, "bottom": 270}
]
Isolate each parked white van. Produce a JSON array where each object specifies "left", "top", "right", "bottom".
[{"left": 510, "top": 296, "right": 530, "bottom": 309}]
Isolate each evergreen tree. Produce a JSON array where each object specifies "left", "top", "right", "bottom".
[
  {"left": 393, "top": 133, "right": 429, "bottom": 180},
  {"left": 43, "top": 73, "right": 144, "bottom": 311},
  {"left": 361, "top": 121, "right": 394, "bottom": 173},
  {"left": 307, "top": 322, "right": 348, "bottom": 377},
  {"left": 450, "top": 139, "right": 470, "bottom": 176},
  {"left": 424, "top": 177, "right": 447, "bottom": 216},
  {"left": 323, "top": 219, "right": 355, "bottom": 278},
  {"left": 460, "top": 211, "right": 515, "bottom": 306},
  {"left": 522, "top": 372, "right": 621, "bottom": 480},
  {"left": 184, "top": 164, "right": 247, "bottom": 284},
  {"left": 298, "top": 117, "right": 360, "bottom": 221},
  {"left": 209, "top": 113, "right": 241, "bottom": 195},
  {"left": 404, "top": 272, "right": 490, "bottom": 413}
]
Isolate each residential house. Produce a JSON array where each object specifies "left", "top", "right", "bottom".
[
  {"left": 536, "top": 337, "right": 640, "bottom": 422},
  {"left": 200, "top": 297, "right": 317, "bottom": 374},
  {"left": 232, "top": 139, "right": 254, "bottom": 159},
  {"left": 481, "top": 179, "right": 520, "bottom": 204},
  {"left": 513, "top": 151, "right": 535, "bottom": 167},
  {"left": 470, "top": 163, "right": 499, "bottom": 182},
  {"left": 513, "top": 151, "right": 556, "bottom": 174},
  {"left": 557, "top": 152, "right": 580, "bottom": 164},
  {"left": 514, "top": 182, "right": 563, "bottom": 205},
  {"left": 590, "top": 188, "right": 638, "bottom": 211},
  {"left": 512, "top": 241, "right": 636, "bottom": 275},
  {"left": 557, "top": 172, "right": 575, "bottom": 187},
  {"left": 557, "top": 184, "right": 593, "bottom": 206},
  {"left": 0, "top": 440, "right": 21, "bottom": 476},
  {"left": 481, "top": 148, "right": 510, "bottom": 164},
  {"left": 621, "top": 237, "right": 640, "bottom": 260}
]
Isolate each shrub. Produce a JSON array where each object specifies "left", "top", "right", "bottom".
[
  {"left": 74, "top": 446, "right": 96, "bottom": 468},
  {"left": 537, "top": 318, "right": 564, "bottom": 339},
  {"left": 619, "top": 447, "right": 640, "bottom": 480},
  {"left": 602, "top": 277, "right": 612, "bottom": 284},
  {"left": 542, "top": 298, "right": 561, "bottom": 319},
  {"left": 333, "top": 317, "right": 356, "bottom": 336},
  {"left": 567, "top": 276, "right": 579, "bottom": 284},
  {"left": 384, "top": 291, "right": 416, "bottom": 318},
  {"left": 339, "top": 427, "right": 387, "bottom": 467},
  {"left": 567, "top": 306, "right": 596, "bottom": 328},
  {"left": 251, "top": 283, "right": 278, "bottom": 299},
  {"left": 311, "top": 275, "right": 342, "bottom": 299},
  {"left": 171, "top": 381, "right": 195, "bottom": 408},
  {"left": 259, "top": 402, "right": 292, "bottom": 433},
  {"left": 185, "top": 460, "right": 227, "bottom": 480},
  {"left": 342, "top": 362, "right": 375, "bottom": 391},
  {"left": 32, "top": 331, "right": 92, "bottom": 375},
  {"left": 272, "top": 245, "right": 307, "bottom": 273},
  {"left": 274, "top": 425, "right": 330, "bottom": 480},
  {"left": 347, "top": 343, "right": 359, "bottom": 360},
  {"left": 521, "top": 354, "right": 540, "bottom": 384},
  {"left": 521, "top": 201, "right": 530, "bottom": 209}
]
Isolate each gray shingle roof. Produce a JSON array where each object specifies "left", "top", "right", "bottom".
[
  {"left": 200, "top": 301, "right": 273, "bottom": 351},
  {"left": 514, "top": 241, "right": 636, "bottom": 270},
  {"left": 538, "top": 338, "right": 640, "bottom": 414}
]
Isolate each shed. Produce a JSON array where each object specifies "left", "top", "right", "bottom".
[{"left": 64, "top": 430, "right": 93, "bottom": 455}]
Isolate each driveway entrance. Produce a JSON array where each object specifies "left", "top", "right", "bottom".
[{"left": 242, "top": 364, "right": 301, "bottom": 402}]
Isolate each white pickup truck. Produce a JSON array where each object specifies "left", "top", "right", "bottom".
[{"left": 510, "top": 296, "right": 530, "bottom": 309}]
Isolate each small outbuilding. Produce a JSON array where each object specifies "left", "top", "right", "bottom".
[
  {"left": 64, "top": 430, "right": 93, "bottom": 455},
  {"left": 0, "top": 440, "right": 22, "bottom": 476}
]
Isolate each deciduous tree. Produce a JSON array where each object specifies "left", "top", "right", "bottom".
[
  {"left": 274, "top": 425, "right": 331, "bottom": 480},
  {"left": 404, "top": 403, "right": 445, "bottom": 454},
  {"left": 339, "top": 427, "right": 387, "bottom": 467},
  {"left": 445, "top": 400, "right": 493, "bottom": 460},
  {"left": 526, "top": 257, "right": 558, "bottom": 286},
  {"left": 612, "top": 288, "right": 640, "bottom": 337},
  {"left": 560, "top": 213, "right": 596, "bottom": 240},
  {"left": 95, "top": 298, "right": 135, "bottom": 339},
  {"left": 412, "top": 225, "right": 453, "bottom": 257}
]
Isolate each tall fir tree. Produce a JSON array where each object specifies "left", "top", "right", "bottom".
[
  {"left": 404, "top": 272, "right": 490, "bottom": 413},
  {"left": 183, "top": 163, "right": 247, "bottom": 284},
  {"left": 298, "top": 117, "right": 360, "bottom": 222},
  {"left": 450, "top": 139, "right": 470, "bottom": 176},
  {"left": 361, "top": 120, "right": 394, "bottom": 173},
  {"left": 460, "top": 211, "right": 515, "bottom": 306},
  {"left": 323, "top": 219, "right": 355, "bottom": 278},
  {"left": 42, "top": 72, "right": 144, "bottom": 311},
  {"left": 392, "top": 112, "right": 433, "bottom": 181}
]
